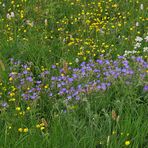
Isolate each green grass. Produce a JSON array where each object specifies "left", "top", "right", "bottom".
[{"left": 0, "top": 0, "right": 148, "bottom": 147}]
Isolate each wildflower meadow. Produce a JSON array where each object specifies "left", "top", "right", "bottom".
[{"left": 0, "top": 0, "right": 148, "bottom": 147}]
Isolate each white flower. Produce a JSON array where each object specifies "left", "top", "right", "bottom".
[
  {"left": 135, "top": 22, "right": 139, "bottom": 26},
  {"left": 10, "top": 12, "right": 15, "bottom": 17},
  {"left": 2, "top": 3, "right": 5, "bottom": 7},
  {"left": 6, "top": 13, "right": 11, "bottom": 19},
  {"left": 143, "top": 47, "right": 148, "bottom": 52},
  {"left": 144, "top": 36, "right": 148, "bottom": 42},
  {"left": 44, "top": 19, "right": 48, "bottom": 26},
  {"left": 75, "top": 58, "right": 79, "bottom": 63},
  {"left": 134, "top": 42, "right": 141, "bottom": 49},
  {"left": 140, "top": 4, "right": 144, "bottom": 10},
  {"left": 135, "top": 36, "right": 143, "bottom": 42}
]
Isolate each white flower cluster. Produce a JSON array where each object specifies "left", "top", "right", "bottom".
[
  {"left": 135, "top": 36, "right": 143, "bottom": 42},
  {"left": 6, "top": 12, "right": 15, "bottom": 19},
  {"left": 134, "top": 42, "right": 141, "bottom": 49},
  {"left": 134, "top": 36, "right": 143, "bottom": 49},
  {"left": 143, "top": 47, "right": 148, "bottom": 52},
  {"left": 124, "top": 35, "right": 148, "bottom": 57},
  {"left": 124, "top": 50, "right": 138, "bottom": 57},
  {"left": 144, "top": 36, "right": 148, "bottom": 42}
]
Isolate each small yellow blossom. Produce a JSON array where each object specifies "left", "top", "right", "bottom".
[
  {"left": 8, "top": 126, "right": 12, "bottom": 129},
  {"left": 125, "top": 140, "right": 131, "bottom": 146},
  {"left": 18, "top": 128, "right": 23, "bottom": 132},
  {"left": 10, "top": 92, "right": 15, "bottom": 97},
  {"left": 16, "top": 107, "right": 21, "bottom": 111},
  {"left": 40, "top": 127, "right": 45, "bottom": 130},
  {"left": 44, "top": 85, "right": 49, "bottom": 89},
  {"left": 23, "top": 128, "right": 28, "bottom": 133},
  {"left": 19, "top": 111, "right": 25, "bottom": 115},
  {"left": 9, "top": 98, "right": 16, "bottom": 102},
  {"left": 40, "top": 123, "right": 45, "bottom": 127},
  {"left": 27, "top": 67, "right": 30, "bottom": 71},
  {"left": 112, "top": 131, "right": 116, "bottom": 135},
  {"left": 36, "top": 124, "right": 40, "bottom": 128},
  {"left": 9, "top": 77, "right": 13, "bottom": 81},
  {"left": 27, "top": 107, "right": 30, "bottom": 110}
]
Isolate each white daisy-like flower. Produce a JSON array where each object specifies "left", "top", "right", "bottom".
[
  {"left": 134, "top": 42, "right": 141, "bottom": 49},
  {"left": 143, "top": 47, "right": 148, "bottom": 52},
  {"left": 135, "top": 36, "right": 143, "bottom": 42},
  {"left": 44, "top": 19, "right": 48, "bottom": 26},
  {"left": 6, "top": 13, "right": 11, "bottom": 19},
  {"left": 140, "top": 4, "right": 144, "bottom": 10},
  {"left": 144, "top": 36, "right": 148, "bottom": 42},
  {"left": 135, "top": 22, "right": 139, "bottom": 26},
  {"left": 10, "top": 12, "right": 15, "bottom": 17},
  {"left": 2, "top": 3, "right": 5, "bottom": 7},
  {"left": 75, "top": 58, "right": 79, "bottom": 63}
]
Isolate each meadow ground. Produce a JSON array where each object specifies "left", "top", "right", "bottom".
[{"left": 0, "top": 0, "right": 148, "bottom": 147}]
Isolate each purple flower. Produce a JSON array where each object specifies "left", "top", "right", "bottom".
[
  {"left": 57, "top": 83, "right": 62, "bottom": 88},
  {"left": 51, "top": 76, "right": 56, "bottom": 81},
  {"left": 49, "top": 93, "right": 53, "bottom": 96},
  {"left": 44, "top": 70, "right": 49, "bottom": 75},
  {"left": 36, "top": 81, "right": 42, "bottom": 84},
  {"left": 97, "top": 74, "right": 100, "bottom": 78},
  {"left": 26, "top": 76, "right": 33, "bottom": 82},
  {"left": 80, "top": 62, "right": 86, "bottom": 67},
  {"left": 52, "top": 65, "right": 56, "bottom": 69},
  {"left": 72, "top": 74, "right": 77, "bottom": 78},
  {"left": 75, "top": 96, "right": 80, "bottom": 100},
  {"left": 96, "top": 59, "right": 103, "bottom": 65},
  {"left": 23, "top": 70, "right": 28, "bottom": 74},
  {"left": 68, "top": 78, "right": 74, "bottom": 83},
  {"left": 77, "top": 84, "right": 82, "bottom": 89},
  {"left": 143, "top": 85, "right": 148, "bottom": 91},
  {"left": 1, "top": 102, "right": 8, "bottom": 107},
  {"left": 105, "top": 60, "right": 110, "bottom": 65},
  {"left": 118, "top": 56, "right": 124, "bottom": 59},
  {"left": 97, "top": 85, "right": 101, "bottom": 90},
  {"left": 61, "top": 88, "right": 67, "bottom": 92},
  {"left": 67, "top": 96, "right": 72, "bottom": 100},
  {"left": 101, "top": 83, "right": 106, "bottom": 90}
]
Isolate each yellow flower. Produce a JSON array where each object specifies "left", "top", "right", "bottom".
[
  {"left": 9, "top": 77, "right": 13, "bottom": 81},
  {"left": 40, "top": 123, "right": 45, "bottom": 127},
  {"left": 9, "top": 98, "right": 16, "bottom": 102},
  {"left": 112, "top": 131, "right": 116, "bottom": 135},
  {"left": 44, "top": 85, "right": 49, "bottom": 89},
  {"left": 11, "top": 1, "right": 14, "bottom": 4},
  {"left": 36, "top": 124, "right": 40, "bottom": 128},
  {"left": 10, "top": 92, "right": 15, "bottom": 97},
  {"left": 40, "top": 127, "right": 45, "bottom": 130},
  {"left": 19, "top": 111, "right": 25, "bottom": 115},
  {"left": 16, "top": 107, "right": 21, "bottom": 111},
  {"left": 18, "top": 128, "right": 23, "bottom": 132},
  {"left": 27, "top": 67, "right": 30, "bottom": 71},
  {"left": 27, "top": 107, "right": 30, "bottom": 110},
  {"left": 125, "top": 140, "right": 131, "bottom": 146},
  {"left": 23, "top": 128, "right": 28, "bottom": 133},
  {"left": 8, "top": 126, "right": 12, "bottom": 129}
]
